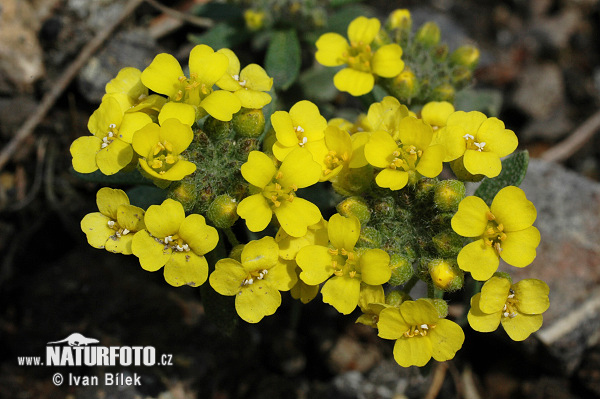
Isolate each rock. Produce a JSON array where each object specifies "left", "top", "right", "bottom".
[
  {"left": 512, "top": 63, "right": 565, "bottom": 121},
  {"left": 78, "top": 29, "right": 159, "bottom": 103},
  {"left": 0, "top": 0, "right": 45, "bottom": 93},
  {"left": 328, "top": 334, "right": 382, "bottom": 374},
  {"left": 499, "top": 159, "right": 600, "bottom": 373}
]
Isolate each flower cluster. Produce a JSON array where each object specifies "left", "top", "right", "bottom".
[{"left": 72, "top": 8, "right": 548, "bottom": 369}]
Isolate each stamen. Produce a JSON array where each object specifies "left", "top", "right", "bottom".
[
  {"left": 122, "top": 229, "right": 130, "bottom": 236},
  {"left": 109, "top": 124, "right": 116, "bottom": 129},
  {"left": 299, "top": 137, "right": 308, "bottom": 147},
  {"left": 463, "top": 133, "right": 475, "bottom": 140},
  {"left": 107, "top": 220, "right": 115, "bottom": 228},
  {"left": 474, "top": 142, "right": 486, "bottom": 151}
]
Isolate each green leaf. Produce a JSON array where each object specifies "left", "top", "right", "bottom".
[
  {"left": 474, "top": 151, "right": 529, "bottom": 205},
  {"left": 188, "top": 22, "right": 248, "bottom": 49},
  {"left": 330, "top": 0, "right": 366, "bottom": 8},
  {"left": 298, "top": 65, "right": 338, "bottom": 102},
  {"left": 126, "top": 186, "right": 167, "bottom": 209},
  {"left": 265, "top": 29, "right": 301, "bottom": 90},
  {"left": 455, "top": 88, "right": 503, "bottom": 117},
  {"left": 71, "top": 168, "right": 152, "bottom": 186},
  {"left": 324, "top": 4, "right": 374, "bottom": 36},
  {"left": 192, "top": 2, "right": 243, "bottom": 21}
]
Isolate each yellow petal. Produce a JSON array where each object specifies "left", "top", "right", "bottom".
[
  {"left": 297, "top": 245, "right": 335, "bottom": 285},
  {"left": 289, "top": 100, "right": 327, "bottom": 137},
  {"left": 96, "top": 187, "right": 129, "bottom": 219},
  {"left": 132, "top": 123, "right": 160, "bottom": 158},
  {"left": 446, "top": 111, "right": 487, "bottom": 136},
  {"left": 70, "top": 136, "right": 101, "bottom": 173},
  {"left": 290, "top": 280, "right": 320, "bottom": 304},
  {"left": 476, "top": 118, "right": 518, "bottom": 158},
  {"left": 398, "top": 117, "right": 432, "bottom": 149},
  {"left": 216, "top": 48, "right": 240, "bottom": 78},
  {"left": 116, "top": 204, "right": 145, "bottom": 232},
  {"left": 438, "top": 125, "right": 467, "bottom": 162},
  {"left": 178, "top": 214, "right": 218, "bottom": 255},
  {"left": 96, "top": 139, "right": 133, "bottom": 175},
  {"left": 416, "top": 144, "right": 445, "bottom": 178},
  {"left": 358, "top": 283, "right": 385, "bottom": 312},
  {"left": 463, "top": 149, "right": 501, "bottom": 178},
  {"left": 87, "top": 96, "right": 123, "bottom": 137},
  {"left": 158, "top": 102, "right": 196, "bottom": 126},
  {"left": 240, "top": 64, "right": 273, "bottom": 91},
  {"left": 479, "top": 277, "right": 511, "bottom": 313},
  {"left": 189, "top": 45, "right": 229, "bottom": 86},
  {"left": 241, "top": 236, "right": 279, "bottom": 272},
  {"left": 359, "top": 249, "right": 391, "bottom": 285},
  {"left": 315, "top": 33, "right": 348, "bottom": 66},
  {"left": 274, "top": 198, "right": 322, "bottom": 238},
  {"left": 153, "top": 159, "right": 197, "bottom": 181},
  {"left": 118, "top": 112, "right": 153, "bottom": 143},
  {"left": 237, "top": 194, "right": 272, "bottom": 232},
  {"left": 266, "top": 259, "right": 297, "bottom": 291},
  {"left": 364, "top": 130, "right": 397, "bottom": 168},
  {"left": 210, "top": 259, "right": 247, "bottom": 296},
  {"left": 334, "top": 68, "right": 374, "bottom": 96},
  {"left": 400, "top": 299, "right": 439, "bottom": 326},
  {"left": 501, "top": 313, "right": 543, "bottom": 341},
  {"left": 451, "top": 196, "right": 490, "bottom": 237},
  {"left": 457, "top": 239, "right": 499, "bottom": 281},
  {"left": 467, "top": 293, "right": 502, "bottom": 332},
  {"left": 372, "top": 44, "right": 404, "bottom": 77},
  {"left": 164, "top": 251, "right": 208, "bottom": 287},
  {"left": 105, "top": 234, "right": 134, "bottom": 255},
  {"left": 200, "top": 90, "right": 241, "bottom": 121},
  {"left": 159, "top": 118, "right": 193, "bottom": 154},
  {"left": 234, "top": 89, "right": 272, "bottom": 109},
  {"left": 236, "top": 280, "right": 281, "bottom": 323},
  {"left": 328, "top": 213, "right": 360, "bottom": 251},
  {"left": 429, "top": 319, "right": 464, "bottom": 362},
  {"left": 490, "top": 186, "right": 537, "bottom": 232},
  {"left": 272, "top": 110, "right": 298, "bottom": 147},
  {"left": 277, "top": 148, "right": 322, "bottom": 189},
  {"left": 513, "top": 279, "right": 550, "bottom": 315},
  {"left": 347, "top": 16, "right": 380, "bottom": 44},
  {"left": 375, "top": 169, "right": 409, "bottom": 191},
  {"left": 393, "top": 336, "right": 432, "bottom": 367},
  {"left": 145, "top": 199, "right": 185, "bottom": 238},
  {"left": 500, "top": 226, "right": 540, "bottom": 267},
  {"left": 131, "top": 230, "right": 171, "bottom": 272},
  {"left": 321, "top": 275, "right": 361, "bottom": 314},
  {"left": 105, "top": 67, "right": 147, "bottom": 99},
  {"left": 141, "top": 53, "right": 183, "bottom": 98},
  {"left": 241, "top": 151, "right": 276, "bottom": 188},
  {"left": 80, "top": 213, "right": 112, "bottom": 249},
  {"left": 421, "top": 101, "right": 454, "bottom": 128},
  {"left": 377, "top": 307, "right": 408, "bottom": 340}
]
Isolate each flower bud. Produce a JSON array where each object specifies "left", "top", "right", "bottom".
[
  {"left": 233, "top": 108, "right": 266, "bottom": 138},
  {"left": 168, "top": 181, "right": 197, "bottom": 212},
  {"left": 434, "top": 44, "right": 449, "bottom": 61},
  {"left": 432, "top": 230, "right": 463, "bottom": 257},
  {"left": 356, "top": 227, "right": 382, "bottom": 248},
  {"left": 392, "top": 69, "right": 418, "bottom": 100},
  {"left": 423, "top": 298, "right": 449, "bottom": 318},
  {"left": 229, "top": 244, "right": 245, "bottom": 262},
  {"left": 372, "top": 197, "right": 395, "bottom": 219},
  {"left": 386, "top": 290, "right": 411, "bottom": 307},
  {"left": 432, "top": 83, "right": 455, "bottom": 102},
  {"left": 451, "top": 66, "right": 473, "bottom": 89},
  {"left": 331, "top": 166, "right": 372, "bottom": 196},
  {"left": 244, "top": 9, "right": 266, "bottom": 31},
  {"left": 492, "top": 271, "right": 513, "bottom": 284},
  {"left": 204, "top": 116, "right": 233, "bottom": 140},
  {"left": 388, "top": 253, "right": 414, "bottom": 286},
  {"left": 415, "top": 22, "right": 441, "bottom": 47},
  {"left": 434, "top": 180, "right": 465, "bottom": 211},
  {"left": 428, "top": 259, "right": 463, "bottom": 291},
  {"left": 207, "top": 194, "right": 239, "bottom": 228},
  {"left": 416, "top": 178, "right": 438, "bottom": 200},
  {"left": 387, "top": 9, "right": 412, "bottom": 32},
  {"left": 336, "top": 196, "right": 370, "bottom": 224},
  {"left": 407, "top": 170, "right": 421, "bottom": 186},
  {"left": 450, "top": 45, "right": 480, "bottom": 69}
]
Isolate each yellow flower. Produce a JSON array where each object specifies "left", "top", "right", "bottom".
[
  {"left": 70, "top": 95, "right": 152, "bottom": 175},
  {"left": 216, "top": 48, "right": 273, "bottom": 109},
  {"left": 316, "top": 16, "right": 404, "bottom": 96},
  {"left": 290, "top": 276, "right": 320, "bottom": 304},
  {"left": 377, "top": 299, "right": 465, "bottom": 367},
  {"left": 209, "top": 236, "right": 297, "bottom": 323},
  {"left": 105, "top": 67, "right": 148, "bottom": 105},
  {"left": 141, "top": 44, "right": 241, "bottom": 121},
  {"left": 131, "top": 199, "right": 218, "bottom": 287},
  {"left": 80, "top": 188, "right": 145, "bottom": 254},
  {"left": 364, "top": 117, "right": 445, "bottom": 190},
  {"left": 468, "top": 276, "right": 549, "bottom": 341},
  {"left": 271, "top": 100, "right": 328, "bottom": 163},
  {"left": 366, "top": 96, "right": 410, "bottom": 140},
  {"left": 451, "top": 186, "right": 540, "bottom": 281},
  {"left": 244, "top": 9, "right": 266, "bottom": 31},
  {"left": 276, "top": 218, "right": 328, "bottom": 260},
  {"left": 320, "top": 125, "right": 369, "bottom": 181},
  {"left": 237, "top": 149, "right": 322, "bottom": 237},
  {"left": 131, "top": 111, "right": 196, "bottom": 181},
  {"left": 356, "top": 284, "right": 387, "bottom": 328},
  {"left": 296, "top": 214, "right": 391, "bottom": 314},
  {"left": 421, "top": 101, "right": 454, "bottom": 130},
  {"left": 438, "top": 111, "right": 518, "bottom": 177}
]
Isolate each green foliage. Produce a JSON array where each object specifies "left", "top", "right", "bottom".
[
  {"left": 265, "top": 29, "right": 301, "bottom": 90},
  {"left": 474, "top": 151, "right": 530, "bottom": 205}
]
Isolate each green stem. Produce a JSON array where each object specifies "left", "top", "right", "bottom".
[
  {"left": 223, "top": 227, "right": 240, "bottom": 247},
  {"left": 402, "top": 275, "right": 420, "bottom": 294},
  {"left": 427, "top": 282, "right": 445, "bottom": 299}
]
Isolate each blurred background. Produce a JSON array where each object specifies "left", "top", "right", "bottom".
[{"left": 1, "top": 0, "right": 600, "bottom": 398}]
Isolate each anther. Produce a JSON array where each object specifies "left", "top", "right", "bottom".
[
  {"left": 463, "top": 133, "right": 475, "bottom": 140},
  {"left": 299, "top": 137, "right": 308, "bottom": 147},
  {"left": 107, "top": 220, "right": 115, "bottom": 228},
  {"left": 122, "top": 229, "right": 130, "bottom": 236}
]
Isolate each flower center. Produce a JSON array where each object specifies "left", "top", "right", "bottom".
[
  {"left": 155, "top": 233, "right": 191, "bottom": 253},
  {"left": 328, "top": 247, "right": 360, "bottom": 279},
  {"left": 263, "top": 171, "right": 298, "bottom": 208},
  {"left": 101, "top": 123, "right": 119, "bottom": 149},
  {"left": 464, "top": 133, "right": 486, "bottom": 152},
  {"left": 175, "top": 73, "right": 210, "bottom": 104},
  {"left": 344, "top": 42, "right": 373, "bottom": 73},
  {"left": 502, "top": 289, "right": 519, "bottom": 318},
  {"left": 147, "top": 140, "right": 178, "bottom": 175},
  {"left": 294, "top": 126, "right": 307, "bottom": 147},
  {"left": 241, "top": 268, "right": 269, "bottom": 288},
  {"left": 232, "top": 74, "right": 247, "bottom": 87},
  {"left": 403, "top": 323, "right": 437, "bottom": 338},
  {"left": 323, "top": 150, "right": 349, "bottom": 176},
  {"left": 107, "top": 219, "right": 130, "bottom": 239},
  {"left": 388, "top": 144, "right": 423, "bottom": 171},
  {"left": 483, "top": 211, "right": 507, "bottom": 254}
]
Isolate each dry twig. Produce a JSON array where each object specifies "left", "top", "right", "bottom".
[
  {"left": 144, "top": 0, "right": 214, "bottom": 29},
  {"left": 0, "top": 0, "right": 145, "bottom": 171},
  {"left": 424, "top": 362, "right": 449, "bottom": 399},
  {"left": 541, "top": 109, "right": 600, "bottom": 163}
]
